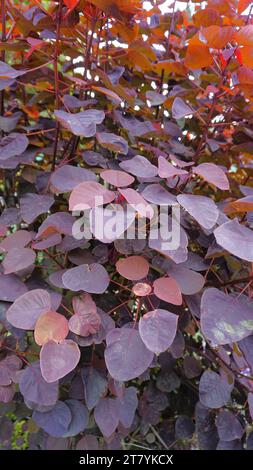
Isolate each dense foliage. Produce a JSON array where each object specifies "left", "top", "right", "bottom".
[{"left": 1, "top": 0, "right": 253, "bottom": 451}]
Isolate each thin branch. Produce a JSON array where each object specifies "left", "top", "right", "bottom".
[
  {"left": 52, "top": 0, "right": 63, "bottom": 171},
  {"left": 0, "top": 0, "right": 6, "bottom": 117}
]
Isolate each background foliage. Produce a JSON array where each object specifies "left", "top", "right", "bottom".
[{"left": 1, "top": 0, "right": 253, "bottom": 450}]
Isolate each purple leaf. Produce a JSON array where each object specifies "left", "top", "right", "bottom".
[
  {"left": 55, "top": 109, "right": 105, "bottom": 137},
  {"left": 40, "top": 340, "right": 81, "bottom": 383},
  {"left": 177, "top": 194, "right": 219, "bottom": 229},
  {"left": 105, "top": 328, "right": 154, "bottom": 381},
  {"left": 50, "top": 164, "right": 96, "bottom": 193},
  {"left": 6, "top": 289, "right": 51, "bottom": 330},
  {"left": 19, "top": 361, "right": 58, "bottom": 406},
  {"left": 63, "top": 400, "right": 88, "bottom": 437},
  {"left": 81, "top": 367, "right": 108, "bottom": 410},
  {"left": 141, "top": 184, "right": 176, "bottom": 205},
  {"left": 69, "top": 311, "right": 101, "bottom": 337},
  {"left": 120, "top": 155, "right": 157, "bottom": 178},
  {"left": 201, "top": 288, "right": 253, "bottom": 345},
  {"left": 20, "top": 193, "right": 54, "bottom": 224},
  {"left": 0, "top": 384, "right": 15, "bottom": 403},
  {"left": 216, "top": 410, "right": 244, "bottom": 441},
  {"left": 166, "top": 265, "right": 205, "bottom": 295},
  {"left": 139, "top": 309, "right": 178, "bottom": 354},
  {"left": 199, "top": 370, "right": 233, "bottom": 408},
  {"left": 36, "top": 212, "right": 75, "bottom": 238},
  {"left": 248, "top": 393, "right": 253, "bottom": 420},
  {"left": 2, "top": 247, "right": 36, "bottom": 274},
  {"left": 76, "top": 435, "right": 99, "bottom": 450},
  {"left": 89, "top": 205, "right": 136, "bottom": 243},
  {"left": 82, "top": 150, "right": 107, "bottom": 168},
  {"left": 0, "top": 133, "right": 29, "bottom": 161},
  {"left": 0, "top": 112, "right": 22, "bottom": 133},
  {"left": 0, "top": 274, "right": 27, "bottom": 302},
  {"left": 214, "top": 219, "right": 253, "bottom": 261},
  {"left": 33, "top": 401, "right": 72, "bottom": 437},
  {"left": 0, "top": 230, "right": 32, "bottom": 253},
  {"left": 94, "top": 398, "right": 119, "bottom": 437},
  {"left": 146, "top": 90, "right": 166, "bottom": 106},
  {"left": 96, "top": 132, "right": 128, "bottom": 154},
  {"left": 193, "top": 162, "right": 229, "bottom": 190},
  {"left": 158, "top": 157, "right": 188, "bottom": 178},
  {"left": 0, "top": 355, "right": 22, "bottom": 386},
  {"left": 117, "top": 386, "right": 138, "bottom": 428},
  {"left": 62, "top": 263, "right": 110, "bottom": 294},
  {"left": 172, "top": 97, "right": 193, "bottom": 119},
  {"left": 0, "top": 60, "right": 27, "bottom": 79}
]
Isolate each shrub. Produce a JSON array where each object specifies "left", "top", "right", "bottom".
[{"left": 0, "top": 0, "right": 253, "bottom": 450}]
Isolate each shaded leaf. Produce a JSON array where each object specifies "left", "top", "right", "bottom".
[{"left": 105, "top": 328, "right": 154, "bottom": 381}]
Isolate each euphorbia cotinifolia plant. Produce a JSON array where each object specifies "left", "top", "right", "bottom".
[{"left": 0, "top": 0, "right": 253, "bottom": 450}]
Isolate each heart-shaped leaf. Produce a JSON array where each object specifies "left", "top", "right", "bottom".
[
  {"left": 69, "top": 311, "right": 101, "bottom": 337},
  {"left": 139, "top": 309, "right": 178, "bottom": 354},
  {"left": 0, "top": 133, "right": 29, "bottom": 161},
  {"left": 177, "top": 194, "right": 219, "bottom": 229},
  {"left": 199, "top": 370, "right": 233, "bottom": 408},
  {"left": 19, "top": 361, "right": 58, "bottom": 406},
  {"left": 0, "top": 230, "right": 32, "bottom": 253},
  {"left": 100, "top": 169, "right": 134, "bottom": 187},
  {"left": 50, "top": 164, "right": 96, "bottom": 193},
  {"left": 34, "top": 311, "right": 69, "bottom": 346},
  {"left": 105, "top": 328, "right": 154, "bottom": 381},
  {"left": 120, "top": 155, "right": 157, "bottom": 178},
  {"left": 116, "top": 255, "right": 149, "bottom": 281},
  {"left": 201, "top": 288, "right": 253, "bottom": 345},
  {"left": 40, "top": 340, "right": 81, "bottom": 383},
  {"left": 172, "top": 97, "right": 193, "bottom": 119},
  {"left": 69, "top": 181, "right": 115, "bottom": 211},
  {"left": 94, "top": 398, "right": 119, "bottom": 437},
  {"left": 6, "top": 289, "right": 51, "bottom": 330},
  {"left": 158, "top": 157, "right": 188, "bottom": 178},
  {"left": 96, "top": 132, "right": 128, "bottom": 154},
  {"left": 2, "top": 247, "right": 36, "bottom": 274},
  {"left": 214, "top": 219, "right": 253, "bottom": 261},
  {"left": 193, "top": 163, "right": 229, "bottom": 190},
  {"left": 153, "top": 277, "right": 182, "bottom": 305},
  {"left": 62, "top": 263, "right": 110, "bottom": 293},
  {"left": 20, "top": 193, "right": 54, "bottom": 224},
  {"left": 0, "top": 274, "right": 27, "bottom": 302},
  {"left": 54, "top": 109, "right": 105, "bottom": 137},
  {"left": 33, "top": 401, "right": 71, "bottom": 437}
]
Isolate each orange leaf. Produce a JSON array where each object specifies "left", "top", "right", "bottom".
[
  {"left": 235, "top": 25, "right": 253, "bottom": 46},
  {"left": 193, "top": 8, "right": 222, "bottom": 27},
  {"left": 238, "top": 0, "right": 252, "bottom": 14},
  {"left": 22, "top": 104, "right": 39, "bottom": 120},
  {"left": 200, "top": 26, "right": 235, "bottom": 49},
  {"left": 224, "top": 197, "right": 253, "bottom": 214},
  {"left": 237, "top": 66, "right": 253, "bottom": 85},
  {"left": 154, "top": 61, "right": 188, "bottom": 76},
  {"left": 185, "top": 36, "right": 213, "bottom": 69},
  {"left": 34, "top": 311, "right": 69, "bottom": 346},
  {"left": 239, "top": 46, "right": 253, "bottom": 67}
]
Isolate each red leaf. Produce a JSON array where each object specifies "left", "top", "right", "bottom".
[{"left": 63, "top": 0, "right": 80, "bottom": 9}]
